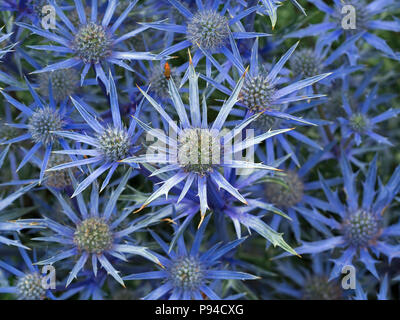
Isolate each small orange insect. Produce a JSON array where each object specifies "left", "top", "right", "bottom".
[{"left": 164, "top": 62, "right": 171, "bottom": 80}]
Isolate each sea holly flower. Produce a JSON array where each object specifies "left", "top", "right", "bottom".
[
  {"left": 0, "top": 77, "right": 79, "bottom": 182},
  {"left": 25, "top": 151, "right": 78, "bottom": 190},
  {"left": 313, "top": 68, "right": 399, "bottom": 165},
  {"left": 122, "top": 56, "right": 292, "bottom": 221},
  {"left": 124, "top": 215, "right": 258, "bottom": 300},
  {"left": 287, "top": 0, "right": 400, "bottom": 62},
  {"left": 0, "top": 245, "right": 55, "bottom": 300},
  {"left": 126, "top": 61, "right": 183, "bottom": 102},
  {"left": 287, "top": 32, "right": 364, "bottom": 94},
  {"left": 336, "top": 74, "right": 400, "bottom": 146},
  {"left": 34, "top": 169, "right": 168, "bottom": 287},
  {"left": 271, "top": 253, "right": 346, "bottom": 299},
  {"left": 23, "top": 51, "right": 103, "bottom": 104},
  {"left": 203, "top": 38, "right": 331, "bottom": 127},
  {"left": 146, "top": 64, "right": 182, "bottom": 100},
  {"left": 47, "top": 73, "right": 143, "bottom": 196},
  {"left": 17, "top": 0, "right": 161, "bottom": 88},
  {"left": 120, "top": 57, "right": 298, "bottom": 255},
  {"left": 140, "top": 0, "right": 269, "bottom": 80},
  {"left": 254, "top": 142, "right": 340, "bottom": 240},
  {"left": 36, "top": 69, "right": 80, "bottom": 103},
  {"left": 278, "top": 156, "right": 400, "bottom": 279}
]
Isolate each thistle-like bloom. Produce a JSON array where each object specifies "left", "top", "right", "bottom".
[
  {"left": 204, "top": 39, "right": 331, "bottom": 126},
  {"left": 147, "top": 64, "right": 181, "bottom": 100},
  {"left": 0, "top": 78, "right": 76, "bottom": 181},
  {"left": 337, "top": 74, "right": 400, "bottom": 146},
  {"left": 128, "top": 61, "right": 182, "bottom": 102},
  {"left": 255, "top": 142, "right": 340, "bottom": 240},
  {"left": 44, "top": 154, "right": 76, "bottom": 190},
  {"left": 141, "top": 0, "right": 268, "bottom": 80},
  {"left": 23, "top": 150, "right": 78, "bottom": 190},
  {"left": 287, "top": 0, "right": 400, "bottom": 62},
  {"left": 122, "top": 57, "right": 292, "bottom": 219},
  {"left": 124, "top": 215, "right": 258, "bottom": 300},
  {"left": 0, "top": 246, "right": 53, "bottom": 300},
  {"left": 279, "top": 156, "right": 400, "bottom": 279},
  {"left": 271, "top": 254, "right": 345, "bottom": 300},
  {"left": 18, "top": 0, "right": 160, "bottom": 88},
  {"left": 288, "top": 33, "right": 363, "bottom": 93},
  {"left": 37, "top": 69, "right": 80, "bottom": 103},
  {"left": 35, "top": 169, "right": 167, "bottom": 287},
  {"left": 47, "top": 74, "right": 142, "bottom": 196}
]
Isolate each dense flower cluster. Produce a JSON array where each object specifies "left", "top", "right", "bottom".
[{"left": 0, "top": 0, "right": 399, "bottom": 301}]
